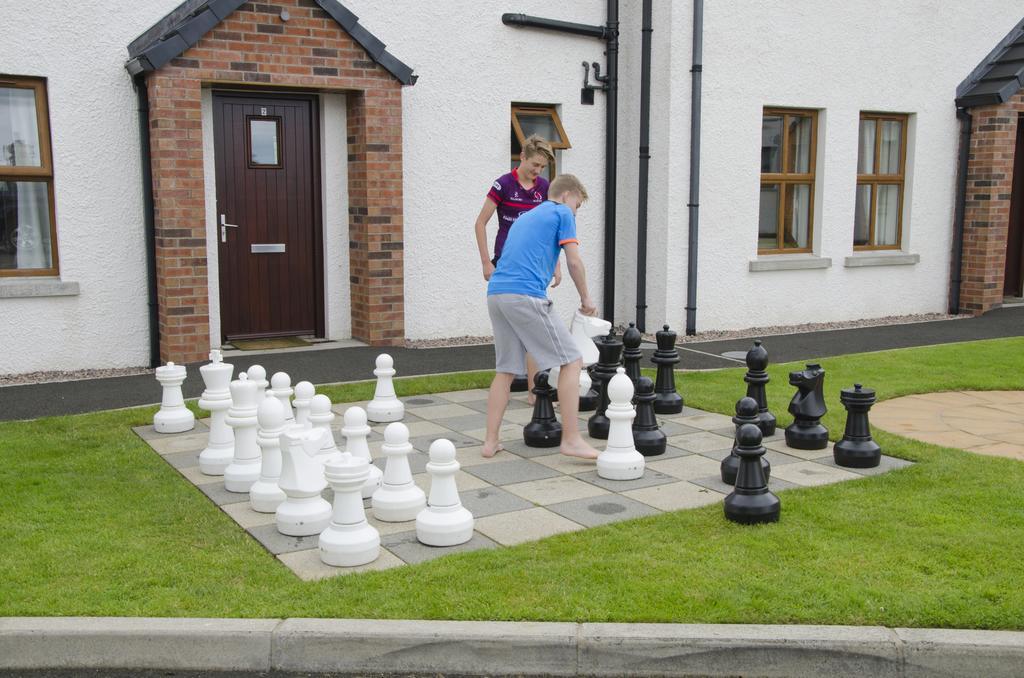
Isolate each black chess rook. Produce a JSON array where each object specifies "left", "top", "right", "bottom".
[{"left": 833, "top": 383, "right": 882, "bottom": 468}]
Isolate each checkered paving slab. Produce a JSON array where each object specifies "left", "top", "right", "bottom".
[{"left": 133, "top": 390, "right": 913, "bottom": 581}]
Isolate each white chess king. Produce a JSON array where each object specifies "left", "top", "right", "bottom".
[
  {"left": 597, "top": 367, "right": 646, "bottom": 481},
  {"left": 366, "top": 353, "right": 404, "bottom": 423},
  {"left": 198, "top": 350, "right": 234, "bottom": 475},
  {"left": 153, "top": 361, "right": 195, "bottom": 433}
]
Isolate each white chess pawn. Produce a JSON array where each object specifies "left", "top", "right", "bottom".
[
  {"left": 153, "top": 361, "right": 195, "bottom": 433},
  {"left": 371, "top": 422, "right": 426, "bottom": 522},
  {"left": 224, "top": 373, "right": 262, "bottom": 493},
  {"left": 308, "top": 394, "right": 344, "bottom": 464},
  {"left": 416, "top": 439, "right": 474, "bottom": 546},
  {"left": 366, "top": 354, "right": 404, "bottom": 423},
  {"left": 341, "top": 406, "right": 383, "bottom": 498},
  {"left": 250, "top": 397, "right": 288, "bottom": 513},
  {"left": 268, "top": 372, "right": 295, "bottom": 423},
  {"left": 246, "top": 364, "right": 269, "bottom": 399},
  {"left": 276, "top": 427, "right": 332, "bottom": 536},
  {"left": 293, "top": 381, "right": 315, "bottom": 426},
  {"left": 198, "top": 349, "right": 234, "bottom": 475},
  {"left": 597, "top": 367, "right": 646, "bottom": 481},
  {"left": 319, "top": 453, "right": 381, "bottom": 567}
]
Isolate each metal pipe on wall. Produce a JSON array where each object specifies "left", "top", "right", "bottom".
[
  {"left": 949, "top": 107, "right": 972, "bottom": 314},
  {"left": 634, "top": 0, "right": 652, "bottom": 331},
  {"left": 602, "top": 0, "right": 619, "bottom": 322},
  {"left": 135, "top": 75, "right": 160, "bottom": 368},
  {"left": 684, "top": 0, "right": 703, "bottom": 335}
]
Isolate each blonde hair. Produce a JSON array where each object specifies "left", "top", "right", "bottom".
[
  {"left": 521, "top": 134, "right": 555, "bottom": 165},
  {"left": 549, "top": 174, "right": 589, "bottom": 204}
]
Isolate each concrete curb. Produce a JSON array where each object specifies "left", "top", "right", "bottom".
[{"left": 2, "top": 617, "right": 1024, "bottom": 677}]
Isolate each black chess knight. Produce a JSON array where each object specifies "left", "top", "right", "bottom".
[{"left": 785, "top": 363, "right": 829, "bottom": 450}]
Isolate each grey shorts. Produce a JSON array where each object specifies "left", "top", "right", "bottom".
[{"left": 488, "top": 294, "right": 582, "bottom": 374}]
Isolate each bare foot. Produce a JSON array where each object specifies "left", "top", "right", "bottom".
[
  {"left": 482, "top": 440, "right": 504, "bottom": 458},
  {"left": 560, "top": 438, "right": 599, "bottom": 459},
  {"left": 527, "top": 395, "right": 536, "bottom": 406}
]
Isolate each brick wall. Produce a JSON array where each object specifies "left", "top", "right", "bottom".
[
  {"left": 958, "top": 91, "right": 1024, "bottom": 314},
  {"left": 146, "top": 0, "right": 406, "bottom": 364}
]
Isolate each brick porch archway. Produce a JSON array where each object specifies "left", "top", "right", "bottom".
[{"left": 129, "top": 0, "right": 412, "bottom": 363}]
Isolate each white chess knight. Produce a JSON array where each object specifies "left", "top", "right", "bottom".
[
  {"left": 308, "top": 394, "right": 344, "bottom": 464},
  {"left": 224, "top": 373, "right": 263, "bottom": 493},
  {"left": 597, "top": 367, "right": 646, "bottom": 481},
  {"left": 416, "top": 439, "right": 474, "bottom": 546},
  {"left": 550, "top": 311, "right": 613, "bottom": 398},
  {"left": 246, "top": 364, "right": 269, "bottom": 399},
  {"left": 276, "top": 426, "right": 332, "bottom": 537},
  {"left": 372, "top": 422, "right": 426, "bottom": 522},
  {"left": 341, "top": 406, "right": 383, "bottom": 498},
  {"left": 320, "top": 452, "right": 381, "bottom": 567},
  {"left": 250, "top": 397, "right": 288, "bottom": 513},
  {"left": 268, "top": 372, "right": 295, "bottom": 423},
  {"left": 198, "top": 350, "right": 234, "bottom": 475},
  {"left": 366, "top": 353, "right": 404, "bottom": 423},
  {"left": 153, "top": 361, "right": 195, "bottom": 433},
  {"left": 293, "top": 381, "right": 315, "bottom": 426}
]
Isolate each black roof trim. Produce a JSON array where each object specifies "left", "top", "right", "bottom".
[
  {"left": 956, "top": 17, "right": 1024, "bottom": 108},
  {"left": 126, "top": 0, "right": 417, "bottom": 85}
]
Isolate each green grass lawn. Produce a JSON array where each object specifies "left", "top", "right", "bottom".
[{"left": 1, "top": 338, "right": 1023, "bottom": 628}]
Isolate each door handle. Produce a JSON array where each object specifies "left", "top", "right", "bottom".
[{"left": 220, "top": 214, "right": 239, "bottom": 243}]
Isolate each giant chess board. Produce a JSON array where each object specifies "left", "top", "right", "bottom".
[{"left": 133, "top": 389, "right": 912, "bottom": 581}]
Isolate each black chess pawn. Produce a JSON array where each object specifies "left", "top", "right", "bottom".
[
  {"left": 632, "top": 377, "right": 666, "bottom": 456},
  {"left": 744, "top": 339, "right": 777, "bottom": 436},
  {"left": 578, "top": 364, "right": 600, "bottom": 412},
  {"left": 523, "top": 371, "right": 561, "bottom": 447},
  {"left": 510, "top": 374, "right": 530, "bottom": 392},
  {"left": 622, "top": 322, "right": 643, "bottom": 387},
  {"left": 651, "top": 324, "right": 684, "bottom": 414},
  {"left": 724, "top": 424, "right": 780, "bottom": 525},
  {"left": 721, "top": 397, "right": 770, "bottom": 484},
  {"left": 833, "top": 384, "right": 882, "bottom": 468},
  {"left": 785, "top": 363, "right": 829, "bottom": 450},
  {"left": 587, "top": 331, "right": 624, "bottom": 439}
]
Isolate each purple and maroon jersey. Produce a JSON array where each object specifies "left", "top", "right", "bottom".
[{"left": 486, "top": 167, "right": 549, "bottom": 260}]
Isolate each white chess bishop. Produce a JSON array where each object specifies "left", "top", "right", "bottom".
[
  {"left": 341, "top": 406, "right": 383, "bottom": 498},
  {"left": 198, "top": 350, "right": 234, "bottom": 475},
  {"left": 276, "top": 426, "right": 332, "bottom": 537},
  {"left": 416, "top": 439, "right": 474, "bottom": 546},
  {"left": 319, "top": 452, "right": 381, "bottom": 567},
  {"left": 153, "top": 361, "right": 195, "bottom": 433},
  {"left": 224, "top": 373, "right": 262, "bottom": 493},
  {"left": 292, "top": 381, "right": 315, "bottom": 426},
  {"left": 246, "top": 364, "right": 269, "bottom": 399},
  {"left": 372, "top": 422, "right": 426, "bottom": 522},
  {"left": 366, "top": 353, "right": 404, "bottom": 423},
  {"left": 268, "top": 372, "right": 295, "bottom": 423},
  {"left": 250, "top": 397, "right": 288, "bottom": 513},
  {"left": 308, "top": 394, "right": 344, "bottom": 464},
  {"left": 597, "top": 367, "right": 646, "bottom": 480}
]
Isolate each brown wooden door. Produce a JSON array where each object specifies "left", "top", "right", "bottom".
[
  {"left": 213, "top": 92, "right": 324, "bottom": 340},
  {"left": 1004, "top": 114, "right": 1024, "bottom": 298}
]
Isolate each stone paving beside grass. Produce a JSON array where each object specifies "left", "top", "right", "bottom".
[{"left": 133, "top": 389, "right": 913, "bottom": 581}]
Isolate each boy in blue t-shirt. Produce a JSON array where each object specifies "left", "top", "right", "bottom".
[{"left": 484, "top": 174, "right": 599, "bottom": 460}]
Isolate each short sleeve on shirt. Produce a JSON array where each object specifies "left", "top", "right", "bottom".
[
  {"left": 557, "top": 206, "right": 578, "bottom": 246},
  {"left": 486, "top": 178, "right": 504, "bottom": 205}
]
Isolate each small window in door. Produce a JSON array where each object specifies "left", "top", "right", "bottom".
[{"left": 248, "top": 116, "right": 282, "bottom": 168}]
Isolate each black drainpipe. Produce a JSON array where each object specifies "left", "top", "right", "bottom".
[
  {"left": 634, "top": 0, "right": 652, "bottom": 331},
  {"left": 134, "top": 74, "right": 160, "bottom": 368},
  {"left": 684, "top": 0, "right": 703, "bottom": 335},
  {"left": 501, "top": 5, "right": 619, "bottom": 322},
  {"left": 949, "top": 107, "right": 972, "bottom": 315}
]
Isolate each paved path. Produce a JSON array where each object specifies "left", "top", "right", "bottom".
[{"left": 873, "top": 390, "right": 1024, "bottom": 460}]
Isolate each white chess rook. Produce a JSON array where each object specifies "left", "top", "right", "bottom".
[
  {"left": 250, "top": 397, "right": 289, "bottom": 513},
  {"left": 320, "top": 453, "right": 381, "bottom": 567},
  {"left": 247, "top": 364, "right": 269, "bottom": 399},
  {"left": 276, "top": 427, "right": 332, "bottom": 536},
  {"left": 341, "top": 406, "right": 383, "bottom": 498},
  {"left": 597, "top": 367, "right": 646, "bottom": 481},
  {"left": 372, "top": 422, "right": 426, "bottom": 522},
  {"left": 153, "top": 361, "right": 195, "bottom": 433},
  {"left": 268, "top": 372, "right": 295, "bottom": 423},
  {"left": 367, "top": 353, "right": 404, "bottom": 423},
  {"left": 198, "top": 350, "right": 234, "bottom": 475},
  {"left": 293, "top": 381, "right": 315, "bottom": 426},
  {"left": 224, "top": 373, "right": 263, "bottom": 492},
  {"left": 308, "top": 394, "right": 344, "bottom": 464},
  {"left": 416, "top": 439, "right": 474, "bottom": 546}
]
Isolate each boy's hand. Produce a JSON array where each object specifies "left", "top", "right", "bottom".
[
  {"left": 482, "top": 261, "right": 495, "bottom": 280},
  {"left": 550, "top": 267, "right": 562, "bottom": 288},
  {"left": 579, "top": 296, "right": 597, "bottom": 316}
]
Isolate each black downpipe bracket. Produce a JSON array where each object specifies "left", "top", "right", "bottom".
[
  {"left": 134, "top": 75, "right": 160, "bottom": 368},
  {"left": 634, "top": 0, "right": 652, "bottom": 331},
  {"left": 684, "top": 0, "right": 703, "bottom": 335},
  {"left": 949, "top": 107, "right": 972, "bottom": 315}
]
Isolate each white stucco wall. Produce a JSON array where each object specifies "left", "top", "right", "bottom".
[{"left": 0, "top": 0, "right": 183, "bottom": 374}]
